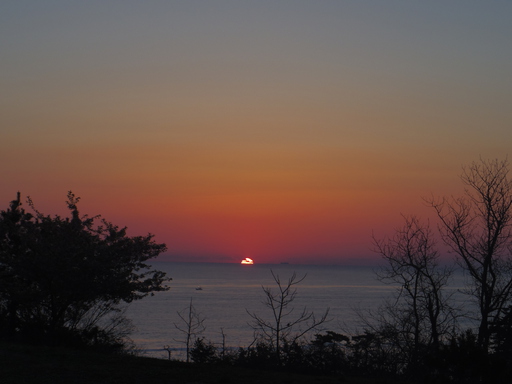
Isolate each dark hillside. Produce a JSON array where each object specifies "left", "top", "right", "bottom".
[{"left": 0, "top": 342, "right": 408, "bottom": 384}]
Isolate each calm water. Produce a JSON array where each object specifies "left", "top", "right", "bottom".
[{"left": 126, "top": 262, "right": 468, "bottom": 359}]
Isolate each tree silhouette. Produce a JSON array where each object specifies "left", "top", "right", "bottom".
[
  {"left": 428, "top": 158, "right": 512, "bottom": 351},
  {"left": 174, "top": 298, "right": 206, "bottom": 362},
  {"left": 247, "top": 271, "right": 329, "bottom": 365},
  {"left": 371, "top": 215, "right": 458, "bottom": 371},
  {"left": 0, "top": 191, "right": 169, "bottom": 348}
]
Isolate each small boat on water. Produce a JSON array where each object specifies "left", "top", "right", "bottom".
[{"left": 195, "top": 287, "right": 203, "bottom": 291}]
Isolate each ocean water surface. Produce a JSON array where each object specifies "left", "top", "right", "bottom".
[{"left": 126, "top": 262, "right": 468, "bottom": 359}]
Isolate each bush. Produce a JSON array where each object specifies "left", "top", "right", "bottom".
[{"left": 190, "top": 337, "right": 218, "bottom": 364}]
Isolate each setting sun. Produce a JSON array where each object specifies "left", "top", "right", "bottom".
[{"left": 241, "top": 258, "right": 254, "bottom": 265}]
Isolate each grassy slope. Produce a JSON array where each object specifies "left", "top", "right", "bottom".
[{"left": 0, "top": 342, "right": 406, "bottom": 384}]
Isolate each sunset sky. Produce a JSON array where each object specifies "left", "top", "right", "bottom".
[{"left": 2, "top": 1, "right": 511, "bottom": 264}]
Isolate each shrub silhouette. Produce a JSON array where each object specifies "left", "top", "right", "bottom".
[{"left": 0, "top": 191, "right": 169, "bottom": 349}]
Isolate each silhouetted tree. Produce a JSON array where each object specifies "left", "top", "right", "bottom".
[
  {"left": 174, "top": 298, "right": 206, "bottom": 362},
  {"left": 163, "top": 345, "right": 173, "bottom": 360},
  {"left": 428, "top": 158, "right": 512, "bottom": 351},
  {"left": 0, "top": 191, "right": 169, "bottom": 349},
  {"left": 189, "top": 337, "right": 218, "bottom": 364},
  {"left": 309, "top": 331, "right": 350, "bottom": 374},
  {"left": 349, "top": 330, "right": 402, "bottom": 376},
  {"left": 247, "top": 271, "right": 329, "bottom": 365},
  {"left": 372, "top": 215, "right": 458, "bottom": 361}
]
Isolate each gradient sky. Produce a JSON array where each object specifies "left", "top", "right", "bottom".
[{"left": 1, "top": 1, "right": 511, "bottom": 264}]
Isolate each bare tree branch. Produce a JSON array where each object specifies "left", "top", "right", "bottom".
[
  {"left": 247, "top": 270, "right": 330, "bottom": 364},
  {"left": 173, "top": 298, "right": 206, "bottom": 362},
  {"left": 426, "top": 158, "right": 512, "bottom": 351}
]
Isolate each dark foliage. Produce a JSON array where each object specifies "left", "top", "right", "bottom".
[
  {"left": 0, "top": 191, "right": 169, "bottom": 349},
  {"left": 2, "top": 341, "right": 385, "bottom": 384},
  {"left": 189, "top": 337, "right": 218, "bottom": 364},
  {"left": 235, "top": 341, "right": 278, "bottom": 369}
]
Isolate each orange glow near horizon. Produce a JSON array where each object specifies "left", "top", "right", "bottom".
[
  {"left": 1, "top": 140, "right": 468, "bottom": 265},
  {"left": 241, "top": 258, "right": 254, "bottom": 265},
  {"left": 3, "top": 143, "right": 467, "bottom": 265}
]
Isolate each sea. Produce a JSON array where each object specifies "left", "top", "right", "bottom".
[{"left": 125, "top": 262, "right": 470, "bottom": 360}]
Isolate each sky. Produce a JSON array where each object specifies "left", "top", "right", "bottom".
[{"left": 1, "top": 1, "right": 511, "bottom": 265}]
